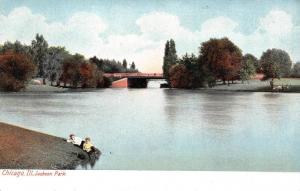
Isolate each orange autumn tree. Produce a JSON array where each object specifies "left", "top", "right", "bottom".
[
  {"left": 0, "top": 51, "right": 35, "bottom": 91},
  {"left": 169, "top": 64, "right": 190, "bottom": 88},
  {"left": 80, "top": 63, "right": 103, "bottom": 88},
  {"left": 200, "top": 38, "right": 242, "bottom": 85},
  {"left": 60, "top": 54, "right": 107, "bottom": 88},
  {"left": 80, "top": 62, "right": 94, "bottom": 88}
]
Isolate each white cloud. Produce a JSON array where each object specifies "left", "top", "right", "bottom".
[
  {"left": 135, "top": 12, "right": 199, "bottom": 70},
  {"left": 136, "top": 12, "right": 200, "bottom": 57},
  {"left": 0, "top": 7, "right": 163, "bottom": 71},
  {"left": 0, "top": 7, "right": 48, "bottom": 43},
  {"left": 0, "top": 7, "right": 299, "bottom": 72},
  {"left": 67, "top": 12, "right": 107, "bottom": 34},
  {"left": 0, "top": 7, "right": 107, "bottom": 56},
  {"left": 136, "top": 12, "right": 182, "bottom": 40},
  {"left": 258, "top": 10, "right": 293, "bottom": 37},
  {"left": 200, "top": 16, "right": 238, "bottom": 38},
  {"left": 97, "top": 34, "right": 163, "bottom": 70}
]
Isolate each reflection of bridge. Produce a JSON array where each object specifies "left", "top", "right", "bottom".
[{"left": 104, "top": 73, "right": 164, "bottom": 88}]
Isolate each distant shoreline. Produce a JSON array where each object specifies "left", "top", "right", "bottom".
[
  {"left": 197, "top": 79, "right": 300, "bottom": 93},
  {"left": 3, "top": 78, "right": 299, "bottom": 93},
  {"left": 23, "top": 84, "right": 70, "bottom": 92},
  {"left": 0, "top": 122, "right": 91, "bottom": 169}
]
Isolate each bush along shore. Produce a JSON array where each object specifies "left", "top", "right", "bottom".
[{"left": 0, "top": 122, "right": 101, "bottom": 169}]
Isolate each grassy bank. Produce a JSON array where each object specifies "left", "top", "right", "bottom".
[
  {"left": 23, "top": 84, "right": 69, "bottom": 92},
  {"left": 256, "top": 78, "right": 300, "bottom": 92},
  {"left": 207, "top": 78, "right": 300, "bottom": 93},
  {"left": 7, "top": 78, "right": 300, "bottom": 93},
  {"left": 0, "top": 122, "right": 92, "bottom": 169}
]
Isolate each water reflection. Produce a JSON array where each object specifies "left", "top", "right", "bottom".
[
  {"left": 261, "top": 93, "right": 290, "bottom": 128},
  {"left": 162, "top": 89, "right": 184, "bottom": 125},
  {"left": 200, "top": 92, "right": 237, "bottom": 127}
]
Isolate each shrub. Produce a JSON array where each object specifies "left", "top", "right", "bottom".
[{"left": 169, "top": 64, "right": 189, "bottom": 88}]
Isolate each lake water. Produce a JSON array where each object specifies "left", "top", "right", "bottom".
[{"left": 1, "top": 81, "right": 300, "bottom": 171}]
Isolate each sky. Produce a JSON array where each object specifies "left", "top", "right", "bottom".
[{"left": 0, "top": 0, "right": 299, "bottom": 72}]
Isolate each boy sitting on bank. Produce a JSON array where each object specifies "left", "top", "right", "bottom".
[{"left": 83, "top": 137, "right": 96, "bottom": 155}]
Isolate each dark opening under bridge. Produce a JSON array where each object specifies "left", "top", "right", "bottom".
[{"left": 104, "top": 73, "right": 164, "bottom": 88}]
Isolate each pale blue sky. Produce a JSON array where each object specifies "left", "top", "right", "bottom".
[
  {"left": 0, "top": 0, "right": 299, "bottom": 71},
  {"left": 1, "top": 0, "right": 299, "bottom": 34}
]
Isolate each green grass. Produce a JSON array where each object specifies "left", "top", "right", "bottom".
[
  {"left": 257, "top": 78, "right": 300, "bottom": 92},
  {"left": 273, "top": 78, "right": 300, "bottom": 86}
]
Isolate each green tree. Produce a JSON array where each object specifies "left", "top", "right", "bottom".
[
  {"left": 163, "top": 39, "right": 178, "bottom": 84},
  {"left": 60, "top": 53, "right": 85, "bottom": 87},
  {"left": 243, "top": 53, "right": 260, "bottom": 72},
  {"left": 122, "top": 59, "right": 128, "bottom": 71},
  {"left": 291, "top": 62, "right": 300, "bottom": 77},
  {"left": 130, "top": 62, "right": 136, "bottom": 70},
  {"left": 240, "top": 56, "right": 256, "bottom": 83},
  {"left": 260, "top": 48, "right": 292, "bottom": 79},
  {"left": 169, "top": 39, "right": 177, "bottom": 64},
  {"left": 89, "top": 56, "right": 104, "bottom": 71},
  {"left": 31, "top": 34, "right": 49, "bottom": 84},
  {"left": 178, "top": 53, "right": 204, "bottom": 88},
  {"left": 162, "top": 40, "right": 170, "bottom": 79},
  {"left": 90, "top": 56, "right": 137, "bottom": 73},
  {"left": 168, "top": 53, "right": 213, "bottom": 89},
  {"left": 45, "top": 46, "right": 70, "bottom": 86},
  {"left": 0, "top": 41, "right": 31, "bottom": 55}
]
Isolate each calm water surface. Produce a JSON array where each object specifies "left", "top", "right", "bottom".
[{"left": 1, "top": 82, "right": 300, "bottom": 171}]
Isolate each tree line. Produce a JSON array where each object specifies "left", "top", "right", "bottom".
[
  {"left": 0, "top": 34, "right": 138, "bottom": 91},
  {"left": 89, "top": 56, "right": 137, "bottom": 74},
  {"left": 163, "top": 38, "right": 299, "bottom": 88}
]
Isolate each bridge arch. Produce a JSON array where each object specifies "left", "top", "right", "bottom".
[{"left": 105, "top": 73, "right": 164, "bottom": 88}]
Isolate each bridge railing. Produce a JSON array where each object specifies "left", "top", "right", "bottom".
[{"left": 104, "top": 73, "right": 163, "bottom": 78}]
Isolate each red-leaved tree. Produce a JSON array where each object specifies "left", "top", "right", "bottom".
[
  {"left": 80, "top": 63, "right": 103, "bottom": 88},
  {"left": 0, "top": 51, "right": 35, "bottom": 91},
  {"left": 169, "top": 64, "right": 190, "bottom": 88},
  {"left": 200, "top": 38, "right": 242, "bottom": 85}
]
